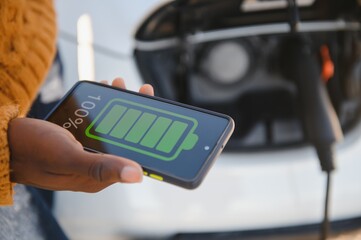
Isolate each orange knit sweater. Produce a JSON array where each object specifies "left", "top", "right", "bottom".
[{"left": 0, "top": 0, "right": 57, "bottom": 205}]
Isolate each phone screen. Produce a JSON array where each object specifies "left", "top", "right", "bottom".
[{"left": 47, "top": 81, "right": 233, "bottom": 187}]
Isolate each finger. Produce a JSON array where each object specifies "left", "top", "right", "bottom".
[
  {"left": 99, "top": 80, "right": 109, "bottom": 85},
  {"left": 139, "top": 84, "right": 154, "bottom": 96},
  {"left": 112, "top": 77, "right": 126, "bottom": 89},
  {"left": 82, "top": 151, "right": 143, "bottom": 184}
]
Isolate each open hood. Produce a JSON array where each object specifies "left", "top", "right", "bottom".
[{"left": 134, "top": 0, "right": 361, "bottom": 151}]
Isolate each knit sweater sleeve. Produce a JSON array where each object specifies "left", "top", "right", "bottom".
[
  {"left": 0, "top": 0, "right": 57, "bottom": 205},
  {"left": 0, "top": 105, "right": 19, "bottom": 205}
]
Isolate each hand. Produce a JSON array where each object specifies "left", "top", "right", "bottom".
[{"left": 8, "top": 78, "right": 154, "bottom": 192}]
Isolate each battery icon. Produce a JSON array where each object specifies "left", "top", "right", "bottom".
[{"left": 85, "top": 98, "right": 199, "bottom": 161}]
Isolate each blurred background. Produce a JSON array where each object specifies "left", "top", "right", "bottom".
[{"left": 39, "top": 0, "right": 361, "bottom": 239}]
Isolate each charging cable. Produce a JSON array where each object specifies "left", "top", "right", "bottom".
[
  {"left": 283, "top": 2, "right": 343, "bottom": 238},
  {"left": 281, "top": 35, "right": 343, "bottom": 240},
  {"left": 287, "top": 0, "right": 300, "bottom": 33}
]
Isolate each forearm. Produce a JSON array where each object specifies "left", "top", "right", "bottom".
[{"left": 0, "top": 0, "right": 57, "bottom": 205}]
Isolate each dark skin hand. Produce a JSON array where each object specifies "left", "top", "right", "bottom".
[{"left": 8, "top": 78, "right": 154, "bottom": 192}]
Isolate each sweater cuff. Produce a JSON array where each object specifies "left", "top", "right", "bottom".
[{"left": 0, "top": 105, "right": 19, "bottom": 205}]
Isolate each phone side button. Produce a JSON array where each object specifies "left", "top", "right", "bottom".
[{"left": 149, "top": 174, "right": 163, "bottom": 181}]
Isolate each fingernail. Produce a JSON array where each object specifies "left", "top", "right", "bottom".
[{"left": 120, "top": 166, "right": 143, "bottom": 183}]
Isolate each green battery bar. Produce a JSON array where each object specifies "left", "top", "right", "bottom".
[{"left": 85, "top": 98, "right": 199, "bottom": 161}]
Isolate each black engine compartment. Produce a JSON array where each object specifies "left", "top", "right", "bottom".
[{"left": 134, "top": 0, "right": 361, "bottom": 151}]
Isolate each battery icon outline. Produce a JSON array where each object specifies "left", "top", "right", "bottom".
[{"left": 85, "top": 98, "right": 199, "bottom": 161}]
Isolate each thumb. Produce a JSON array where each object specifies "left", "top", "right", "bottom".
[{"left": 82, "top": 151, "right": 143, "bottom": 184}]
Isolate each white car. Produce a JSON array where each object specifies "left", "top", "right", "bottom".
[{"left": 53, "top": 0, "right": 361, "bottom": 239}]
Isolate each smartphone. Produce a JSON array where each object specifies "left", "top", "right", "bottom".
[{"left": 45, "top": 81, "right": 234, "bottom": 189}]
